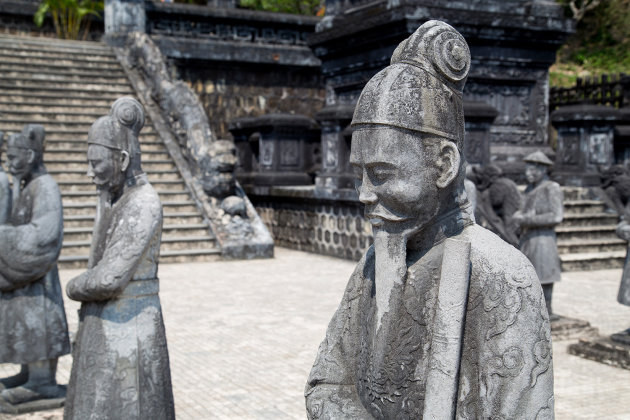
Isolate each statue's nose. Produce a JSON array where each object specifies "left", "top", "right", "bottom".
[{"left": 358, "top": 182, "right": 378, "bottom": 205}]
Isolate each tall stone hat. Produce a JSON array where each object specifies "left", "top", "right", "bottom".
[
  {"left": 351, "top": 20, "right": 471, "bottom": 148},
  {"left": 523, "top": 150, "right": 554, "bottom": 166},
  {"left": 87, "top": 97, "right": 145, "bottom": 156}
]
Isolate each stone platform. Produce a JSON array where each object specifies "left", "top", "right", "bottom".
[
  {"left": 551, "top": 315, "right": 600, "bottom": 341},
  {"left": 1, "top": 249, "right": 629, "bottom": 419},
  {"left": 0, "top": 397, "right": 64, "bottom": 415},
  {"left": 569, "top": 337, "right": 630, "bottom": 370}
]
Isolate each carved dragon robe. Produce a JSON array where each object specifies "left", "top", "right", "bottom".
[
  {"left": 519, "top": 180, "right": 563, "bottom": 285},
  {"left": 0, "top": 173, "right": 70, "bottom": 364},
  {"left": 64, "top": 175, "right": 175, "bottom": 420},
  {"left": 305, "top": 216, "right": 554, "bottom": 419}
]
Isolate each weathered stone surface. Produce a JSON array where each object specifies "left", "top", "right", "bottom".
[
  {"left": 306, "top": 21, "right": 553, "bottom": 419},
  {"left": 64, "top": 98, "right": 175, "bottom": 419},
  {"left": 568, "top": 337, "right": 630, "bottom": 371},
  {"left": 550, "top": 315, "right": 599, "bottom": 342},
  {"left": 0, "top": 125, "right": 70, "bottom": 408},
  {"left": 514, "top": 151, "right": 563, "bottom": 319},
  {"left": 0, "top": 131, "right": 10, "bottom": 225},
  {"left": 105, "top": 0, "right": 145, "bottom": 35}
]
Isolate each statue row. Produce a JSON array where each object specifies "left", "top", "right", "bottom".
[{"left": 0, "top": 98, "right": 175, "bottom": 418}]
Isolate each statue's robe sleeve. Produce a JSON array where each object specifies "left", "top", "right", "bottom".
[
  {"left": 305, "top": 249, "right": 374, "bottom": 419},
  {"left": 66, "top": 190, "right": 162, "bottom": 302},
  {"left": 0, "top": 176, "right": 63, "bottom": 291},
  {"left": 0, "top": 170, "right": 10, "bottom": 225},
  {"left": 458, "top": 232, "right": 554, "bottom": 419}
]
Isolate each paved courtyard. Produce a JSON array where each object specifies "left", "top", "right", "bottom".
[{"left": 1, "top": 247, "right": 630, "bottom": 419}]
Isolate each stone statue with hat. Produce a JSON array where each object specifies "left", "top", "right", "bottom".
[
  {"left": 305, "top": 20, "right": 553, "bottom": 419},
  {"left": 64, "top": 97, "right": 175, "bottom": 419},
  {"left": 0, "top": 125, "right": 70, "bottom": 408},
  {"left": 513, "top": 150, "right": 563, "bottom": 321}
]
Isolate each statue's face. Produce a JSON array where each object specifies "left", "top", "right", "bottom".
[
  {"left": 201, "top": 141, "right": 238, "bottom": 198},
  {"left": 350, "top": 127, "right": 440, "bottom": 234},
  {"left": 6, "top": 143, "right": 34, "bottom": 179},
  {"left": 525, "top": 162, "right": 546, "bottom": 184},
  {"left": 87, "top": 144, "right": 125, "bottom": 193}
]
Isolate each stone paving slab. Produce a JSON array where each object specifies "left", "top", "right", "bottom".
[{"left": 1, "top": 247, "right": 630, "bottom": 419}]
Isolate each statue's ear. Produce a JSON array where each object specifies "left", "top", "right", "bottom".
[
  {"left": 436, "top": 140, "right": 460, "bottom": 189},
  {"left": 26, "top": 149, "right": 36, "bottom": 165},
  {"left": 120, "top": 150, "right": 130, "bottom": 172}
]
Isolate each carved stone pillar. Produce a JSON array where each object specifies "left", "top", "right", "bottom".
[
  {"left": 229, "top": 114, "right": 320, "bottom": 189},
  {"left": 464, "top": 101, "right": 498, "bottom": 166},
  {"left": 105, "top": 0, "right": 145, "bottom": 34},
  {"left": 314, "top": 104, "right": 355, "bottom": 192},
  {"left": 551, "top": 104, "right": 622, "bottom": 186}
]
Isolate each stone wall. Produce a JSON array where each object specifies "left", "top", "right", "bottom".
[
  {"left": 178, "top": 63, "right": 325, "bottom": 139},
  {"left": 250, "top": 187, "right": 372, "bottom": 261}
]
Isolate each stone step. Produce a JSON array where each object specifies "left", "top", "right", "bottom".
[
  {"left": 45, "top": 159, "right": 176, "bottom": 172},
  {"left": 556, "top": 224, "right": 618, "bottom": 241},
  {"left": 63, "top": 212, "right": 205, "bottom": 228},
  {"left": 63, "top": 223, "right": 211, "bottom": 242},
  {"left": 62, "top": 200, "right": 199, "bottom": 216},
  {"left": 51, "top": 169, "right": 182, "bottom": 182},
  {"left": 0, "top": 49, "right": 119, "bottom": 64},
  {"left": 61, "top": 190, "right": 192, "bottom": 203},
  {"left": 558, "top": 238, "right": 627, "bottom": 255},
  {"left": 0, "top": 81, "right": 134, "bottom": 95},
  {"left": 46, "top": 149, "right": 170, "bottom": 161},
  {"left": 561, "top": 251, "right": 626, "bottom": 271},
  {"left": 0, "top": 123, "right": 156, "bottom": 136},
  {"left": 0, "top": 63, "right": 126, "bottom": 80},
  {"left": 563, "top": 200, "right": 607, "bottom": 214},
  {"left": 0, "top": 96, "right": 120, "bottom": 108},
  {"left": 0, "top": 110, "right": 140, "bottom": 123},
  {"left": 0, "top": 101, "right": 112, "bottom": 114},
  {"left": 0, "top": 91, "right": 134, "bottom": 107},
  {"left": 0, "top": 72, "right": 129, "bottom": 86},
  {"left": 560, "top": 212, "right": 620, "bottom": 227},
  {"left": 45, "top": 138, "right": 165, "bottom": 151},
  {"left": 58, "top": 179, "right": 185, "bottom": 193},
  {"left": 0, "top": 34, "right": 114, "bottom": 54},
  {"left": 0, "top": 56, "right": 123, "bottom": 72}
]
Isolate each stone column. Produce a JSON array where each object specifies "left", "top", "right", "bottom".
[
  {"left": 551, "top": 104, "right": 622, "bottom": 186},
  {"left": 463, "top": 101, "right": 498, "bottom": 166},
  {"left": 313, "top": 104, "right": 355, "bottom": 193},
  {"left": 105, "top": 0, "right": 145, "bottom": 35}
]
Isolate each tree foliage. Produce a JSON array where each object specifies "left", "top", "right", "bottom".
[
  {"left": 239, "top": 0, "right": 321, "bottom": 15},
  {"left": 34, "top": 0, "right": 104, "bottom": 40},
  {"left": 552, "top": 0, "right": 630, "bottom": 86}
]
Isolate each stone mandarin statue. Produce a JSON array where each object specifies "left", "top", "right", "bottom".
[
  {"left": 612, "top": 213, "right": 630, "bottom": 345},
  {"left": 64, "top": 97, "right": 175, "bottom": 419},
  {"left": 0, "top": 131, "right": 11, "bottom": 224},
  {"left": 0, "top": 125, "right": 70, "bottom": 405},
  {"left": 305, "top": 21, "right": 554, "bottom": 419},
  {"left": 513, "top": 151, "right": 563, "bottom": 322}
]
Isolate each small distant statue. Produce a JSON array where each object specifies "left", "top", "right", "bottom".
[
  {"left": 64, "top": 97, "right": 175, "bottom": 419},
  {"left": 306, "top": 21, "right": 553, "bottom": 419},
  {"left": 513, "top": 151, "right": 563, "bottom": 321},
  {"left": 600, "top": 164, "right": 630, "bottom": 219},
  {"left": 471, "top": 164, "right": 522, "bottom": 247},
  {"left": 0, "top": 131, "right": 11, "bottom": 224},
  {"left": 0, "top": 125, "right": 70, "bottom": 405}
]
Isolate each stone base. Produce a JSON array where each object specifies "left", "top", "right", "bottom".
[
  {"left": 551, "top": 315, "right": 599, "bottom": 341},
  {"left": 568, "top": 336, "right": 630, "bottom": 370},
  {"left": 0, "top": 387, "right": 65, "bottom": 414}
]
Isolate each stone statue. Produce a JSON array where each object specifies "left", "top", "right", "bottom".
[
  {"left": 612, "top": 220, "right": 630, "bottom": 345},
  {"left": 513, "top": 151, "right": 563, "bottom": 321},
  {"left": 471, "top": 164, "right": 522, "bottom": 247},
  {"left": 305, "top": 21, "right": 553, "bottom": 419},
  {"left": 0, "top": 131, "right": 11, "bottom": 224},
  {"left": 0, "top": 125, "right": 70, "bottom": 406},
  {"left": 64, "top": 97, "right": 175, "bottom": 419},
  {"left": 600, "top": 164, "right": 630, "bottom": 219}
]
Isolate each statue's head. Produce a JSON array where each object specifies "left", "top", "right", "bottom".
[
  {"left": 475, "top": 164, "right": 502, "bottom": 191},
  {"left": 86, "top": 97, "right": 145, "bottom": 194},
  {"left": 523, "top": 150, "right": 553, "bottom": 185},
  {"left": 200, "top": 140, "right": 238, "bottom": 199},
  {"left": 6, "top": 124, "right": 46, "bottom": 179},
  {"left": 350, "top": 20, "right": 470, "bottom": 235}
]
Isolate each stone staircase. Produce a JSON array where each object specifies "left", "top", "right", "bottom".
[
  {"left": 0, "top": 34, "right": 221, "bottom": 268},
  {"left": 558, "top": 187, "right": 626, "bottom": 271}
]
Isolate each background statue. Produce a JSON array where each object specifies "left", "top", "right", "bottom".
[
  {"left": 471, "top": 164, "right": 522, "bottom": 247},
  {"left": 305, "top": 21, "right": 553, "bottom": 419},
  {"left": 0, "top": 125, "right": 70, "bottom": 406},
  {"left": 64, "top": 97, "right": 175, "bottom": 419},
  {"left": 0, "top": 131, "right": 10, "bottom": 224},
  {"left": 612, "top": 216, "right": 630, "bottom": 345},
  {"left": 513, "top": 151, "right": 563, "bottom": 321},
  {"left": 600, "top": 164, "right": 630, "bottom": 219}
]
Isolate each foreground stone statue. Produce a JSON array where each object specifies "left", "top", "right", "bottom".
[
  {"left": 471, "top": 164, "right": 522, "bottom": 247},
  {"left": 305, "top": 21, "right": 554, "bottom": 419},
  {"left": 64, "top": 97, "right": 175, "bottom": 419},
  {"left": 0, "top": 131, "right": 10, "bottom": 224},
  {"left": 513, "top": 151, "right": 563, "bottom": 321},
  {"left": 0, "top": 125, "right": 70, "bottom": 406}
]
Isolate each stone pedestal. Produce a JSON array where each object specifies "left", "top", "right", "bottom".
[
  {"left": 550, "top": 315, "right": 599, "bottom": 341},
  {"left": 0, "top": 387, "right": 65, "bottom": 414},
  {"left": 569, "top": 336, "right": 630, "bottom": 370},
  {"left": 105, "top": 0, "right": 145, "bottom": 34},
  {"left": 551, "top": 105, "right": 622, "bottom": 186},
  {"left": 313, "top": 104, "right": 355, "bottom": 192},
  {"left": 464, "top": 101, "right": 498, "bottom": 166},
  {"left": 229, "top": 114, "right": 320, "bottom": 189},
  {"left": 308, "top": 0, "right": 574, "bottom": 188}
]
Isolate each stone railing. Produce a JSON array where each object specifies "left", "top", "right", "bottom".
[{"left": 550, "top": 74, "right": 630, "bottom": 111}]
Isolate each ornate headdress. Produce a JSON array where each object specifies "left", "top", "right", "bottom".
[
  {"left": 88, "top": 97, "right": 145, "bottom": 156},
  {"left": 351, "top": 20, "right": 471, "bottom": 148},
  {"left": 523, "top": 150, "right": 554, "bottom": 166}
]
